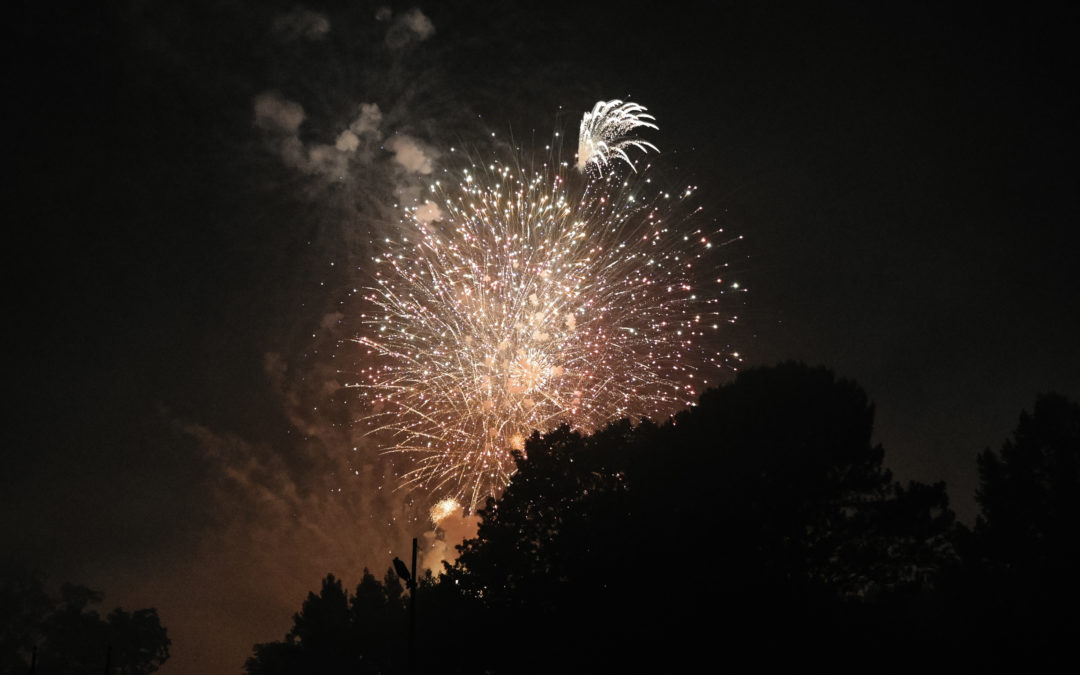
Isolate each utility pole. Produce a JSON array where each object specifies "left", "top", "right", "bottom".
[
  {"left": 393, "top": 537, "right": 419, "bottom": 673},
  {"left": 410, "top": 536, "right": 417, "bottom": 673}
]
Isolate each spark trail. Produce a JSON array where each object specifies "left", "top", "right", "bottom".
[{"left": 576, "top": 100, "right": 659, "bottom": 175}]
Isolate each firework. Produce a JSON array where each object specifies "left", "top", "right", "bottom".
[
  {"left": 429, "top": 497, "right": 462, "bottom": 525},
  {"left": 576, "top": 100, "right": 659, "bottom": 175},
  {"left": 350, "top": 105, "right": 736, "bottom": 509}
]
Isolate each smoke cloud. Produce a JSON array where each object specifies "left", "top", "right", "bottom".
[
  {"left": 386, "top": 8, "right": 436, "bottom": 49},
  {"left": 253, "top": 94, "right": 392, "bottom": 181},
  {"left": 414, "top": 200, "right": 444, "bottom": 224},
  {"left": 400, "top": 9, "right": 436, "bottom": 40},
  {"left": 272, "top": 7, "right": 331, "bottom": 42},
  {"left": 335, "top": 130, "right": 361, "bottom": 152},
  {"left": 350, "top": 103, "right": 383, "bottom": 137},
  {"left": 386, "top": 134, "right": 435, "bottom": 175},
  {"left": 253, "top": 92, "right": 305, "bottom": 134}
]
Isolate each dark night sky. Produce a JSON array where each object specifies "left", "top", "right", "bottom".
[{"left": 7, "top": 2, "right": 1079, "bottom": 674}]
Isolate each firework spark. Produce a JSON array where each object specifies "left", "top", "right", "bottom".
[
  {"left": 429, "top": 497, "right": 462, "bottom": 525},
  {"left": 350, "top": 105, "right": 736, "bottom": 509},
  {"left": 576, "top": 99, "right": 659, "bottom": 175}
]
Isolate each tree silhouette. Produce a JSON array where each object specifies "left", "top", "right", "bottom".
[
  {"left": 245, "top": 375, "right": 1080, "bottom": 672},
  {"left": 672, "top": 364, "right": 956, "bottom": 601},
  {"left": 975, "top": 393, "right": 1080, "bottom": 568},
  {"left": 0, "top": 564, "right": 52, "bottom": 673},
  {"left": 38, "top": 585, "right": 110, "bottom": 674},
  {"left": 447, "top": 363, "right": 958, "bottom": 671},
  {"left": 964, "top": 392, "right": 1080, "bottom": 666},
  {"left": 0, "top": 567, "right": 169, "bottom": 675},
  {"left": 245, "top": 569, "right": 413, "bottom": 675},
  {"left": 103, "top": 608, "right": 171, "bottom": 675}
]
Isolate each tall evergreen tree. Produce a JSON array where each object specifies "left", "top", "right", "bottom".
[{"left": 967, "top": 393, "right": 1080, "bottom": 666}]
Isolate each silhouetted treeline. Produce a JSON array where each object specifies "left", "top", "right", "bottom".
[
  {"left": 0, "top": 569, "right": 169, "bottom": 675},
  {"left": 246, "top": 363, "right": 1080, "bottom": 673}
]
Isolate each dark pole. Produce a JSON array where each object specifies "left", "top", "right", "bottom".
[
  {"left": 28, "top": 646, "right": 36, "bottom": 675},
  {"left": 409, "top": 536, "right": 417, "bottom": 674},
  {"left": 102, "top": 644, "right": 111, "bottom": 675},
  {"left": 393, "top": 539, "right": 420, "bottom": 674}
]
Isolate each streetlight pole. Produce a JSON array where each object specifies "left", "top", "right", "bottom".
[
  {"left": 409, "top": 537, "right": 417, "bottom": 674},
  {"left": 393, "top": 537, "right": 419, "bottom": 673}
]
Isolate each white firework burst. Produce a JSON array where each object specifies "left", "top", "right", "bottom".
[
  {"left": 347, "top": 102, "right": 740, "bottom": 510},
  {"left": 576, "top": 100, "right": 659, "bottom": 176}
]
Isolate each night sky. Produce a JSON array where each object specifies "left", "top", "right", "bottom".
[{"left": 7, "top": 2, "right": 1079, "bottom": 674}]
